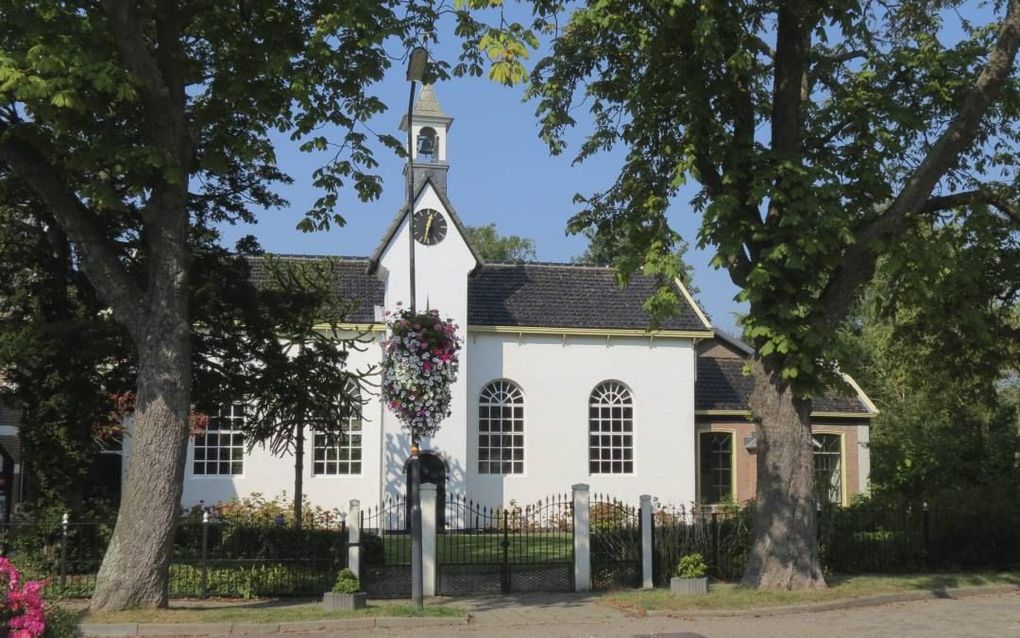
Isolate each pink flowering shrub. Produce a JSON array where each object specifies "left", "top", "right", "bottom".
[
  {"left": 0, "top": 558, "right": 46, "bottom": 638},
  {"left": 381, "top": 307, "right": 462, "bottom": 440}
]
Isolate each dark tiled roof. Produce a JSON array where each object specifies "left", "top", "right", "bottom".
[
  {"left": 246, "top": 255, "right": 384, "bottom": 323},
  {"left": 0, "top": 436, "right": 20, "bottom": 462},
  {"left": 0, "top": 405, "right": 19, "bottom": 427},
  {"left": 468, "top": 263, "right": 709, "bottom": 331},
  {"left": 696, "top": 358, "right": 870, "bottom": 415}
]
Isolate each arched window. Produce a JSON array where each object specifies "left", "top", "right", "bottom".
[
  {"left": 416, "top": 126, "right": 438, "bottom": 161},
  {"left": 313, "top": 382, "right": 363, "bottom": 476},
  {"left": 589, "top": 381, "right": 634, "bottom": 474},
  {"left": 478, "top": 380, "right": 524, "bottom": 474}
]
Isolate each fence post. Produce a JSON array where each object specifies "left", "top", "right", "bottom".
[
  {"left": 348, "top": 500, "right": 361, "bottom": 579},
  {"left": 711, "top": 506, "right": 720, "bottom": 578},
  {"left": 572, "top": 483, "right": 591, "bottom": 592},
  {"left": 640, "top": 495, "right": 653, "bottom": 589},
  {"left": 200, "top": 511, "right": 209, "bottom": 599},
  {"left": 501, "top": 509, "right": 510, "bottom": 594},
  {"left": 922, "top": 502, "right": 931, "bottom": 569},
  {"left": 421, "top": 484, "right": 437, "bottom": 597},
  {"left": 59, "top": 512, "right": 68, "bottom": 593}
]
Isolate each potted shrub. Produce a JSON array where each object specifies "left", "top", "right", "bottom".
[
  {"left": 670, "top": 553, "right": 708, "bottom": 596},
  {"left": 322, "top": 568, "right": 367, "bottom": 611}
]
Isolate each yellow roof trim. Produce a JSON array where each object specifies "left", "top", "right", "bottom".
[
  {"left": 695, "top": 409, "right": 752, "bottom": 417},
  {"left": 840, "top": 372, "right": 880, "bottom": 416},
  {"left": 312, "top": 322, "right": 386, "bottom": 333},
  {"left": 695, "top": 409, "right": 875, "bottom": 420},
  {"left": 674, "top": 277, "right": 713, "bottom": 330},
  {"left": 811, "top": 411, "right": 877, "bottom": 419},
  {"left": 469, "top": 325, "right": 715, "bottom": 339}
]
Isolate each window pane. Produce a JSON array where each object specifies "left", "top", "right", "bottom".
[
  {"left": 478, "top": 380, "right": 525, "bottom": 474},
  {"left": 589, "top": 382, "right": 634, "bottom": 474},
  {"left": 699, "top": 432, "right": 733, "bottom": 504}
]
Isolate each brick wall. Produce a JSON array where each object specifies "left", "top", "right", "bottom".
[{"left": 695, "top": 420, "right": 863, "bottom": 506}]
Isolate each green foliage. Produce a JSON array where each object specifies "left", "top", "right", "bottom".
[
  {"left": 332, "top": 568, "right": 361, "bottom": 594},
  {"left": 465, "top": 223, "right": 537, "bottom": 262},
  {"left": 41, "top": 605, "right": 80, "bottom": 638},
  {"left": 182, "top": 492, "right": 346, "bottom": 529},
  {"left": 675, "top": 553, "right": 707, "bottom": 579},
  {"left": 836, "top": 212, "right": 1020, "bottom": 500},
  {"left": 457, "top": 0, "right": 1020, "bottom": 400}
]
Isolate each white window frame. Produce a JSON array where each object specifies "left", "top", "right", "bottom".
[
  {"left": 193, "top": 403, "right": 246, "bottom": 476},
  {"left": 588, "top": 380, "right": 634, "bottom": 475},
  {"left": 312, "top": 383, "right": 364, "bottom": 476},
  {"left": 477, "top": 379, "right": 525, "bottom": 475}
]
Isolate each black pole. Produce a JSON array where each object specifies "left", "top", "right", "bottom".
[
  {"left": 59, "top": 512, "right": 68, "bottom": 593},
  {"left": 922, "top": 502, "right": 931, "bottom": 569},
  {"left": 410, "top": 443, "right": 423, "bottom": 608},
  {"left": 201, "top": 511, "right": 209, "bottom": 599},
  {"left": 407, "top": 80, "right": 417, "bottom": 314}
]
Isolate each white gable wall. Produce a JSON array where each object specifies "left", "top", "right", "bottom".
[
  {"left": 375, "top": 183, "right": 477, "bottom": 500},
  {"left": 466, "top": 332, "right": 697, "bottom": 506}
]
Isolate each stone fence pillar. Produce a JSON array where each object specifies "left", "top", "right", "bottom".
[
  {"left": 640, "top": 494, "right": 653, "bottom": 588},
  {"left": 348, "top": 499, "right": 361, "bottom": 579},
  {"left": 421, "top": 484, "right": 438, "bottom": 596},
  {"left": 572, "top": 483, "right": 591, "bottom": 592}
]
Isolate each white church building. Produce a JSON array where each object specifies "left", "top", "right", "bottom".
[{"left": 171, "top": 86, "right": 877, "bottom": 513}]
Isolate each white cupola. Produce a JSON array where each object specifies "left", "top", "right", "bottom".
[{"left": 399, "top": 84, "right": 454, "bottom": 196}]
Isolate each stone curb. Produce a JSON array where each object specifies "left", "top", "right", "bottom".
[
  {"left": 79, "top": 615, "right": 470, "bottom": 637},
  {"left": 640, "top": 584, "right": 1020, "bottom": 619}
]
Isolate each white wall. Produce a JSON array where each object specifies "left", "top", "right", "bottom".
[
  {"left": 465, "top": 332, "right": 697, "bottom": 507},
  {"left": 857, "top": 424, "right": 871, "bottom": 494},
  {"left": 179, "top": 331, "right": 385, "bottom": 515}
]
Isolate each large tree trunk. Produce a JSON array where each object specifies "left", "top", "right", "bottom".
[
  {"left": 741, "top": 357, "right": 825, "bottom": 589},
  {"left": 90, "top": 312, "right": 191, "bottom": 610}
]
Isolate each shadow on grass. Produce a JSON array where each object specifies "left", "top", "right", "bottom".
[
  {"left": 432, "top": 591, "right": 601, "bottom": 612},
  {"left": 166, "top": 596, "right": 319, "bottom": 611}
]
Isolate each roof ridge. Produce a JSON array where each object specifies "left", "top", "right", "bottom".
[
  {"left": 482, "top": 261, "right": 616, "bottom": 270},
  {"left": 246, "top": 253, "right": 370, "bottom": 262}
]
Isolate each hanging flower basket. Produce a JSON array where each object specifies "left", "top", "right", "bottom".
[{"left": 381, "top": 307, "right": 462, "bottom": 441}]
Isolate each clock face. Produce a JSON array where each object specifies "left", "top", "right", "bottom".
[{"left": 412, "top": 208, "right": 448, "bottom": 246}]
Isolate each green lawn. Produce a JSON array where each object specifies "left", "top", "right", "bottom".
[
  {"left": 378, "top": 533, "right": 573, "bottom": 564},
  {"left": 77, "top": 601, "right": 465, "bottom": 625},
  {"left": 601, "top": 571, "right": 1020, "bottom": 612}
]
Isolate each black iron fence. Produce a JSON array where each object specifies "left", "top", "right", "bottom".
[
  {"left": 653, "top": 497, "right": 1020, "bottom": 584},
  {"left": 359, "top": 497, "right": 412, "bottom": 599},
  {"left": 436, "top": 493, "right": 574, "bottom": 595},
  {"left": 0, "top": 517, "right": 349, "bottom": 598},
  {"left": 590, "top": 495, "right": 642, "bottom": 590}
]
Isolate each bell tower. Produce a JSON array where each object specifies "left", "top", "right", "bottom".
[{"left": 399, "top": 84, "right": 453, "bottom": 196}]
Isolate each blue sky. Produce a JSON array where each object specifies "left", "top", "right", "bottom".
[{"left": 216, "top": 34, "right": 747, "bottom": 335}]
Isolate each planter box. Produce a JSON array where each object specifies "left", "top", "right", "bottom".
[
  {"left": 670, "top": 576, "right": 709, "bottom": 596},
  {"left": 322, "top": 592, "right": 367, "bottom": 611}
]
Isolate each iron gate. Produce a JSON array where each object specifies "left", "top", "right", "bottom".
[
  {"left": 437, "top": 493, "right": 574, "bottom": 594},
  {"left": 590, "top": 495, "right": 642, "bottom": 590},
  {"left": 359, "top": 497, "right": 411, "bottom": 598}
]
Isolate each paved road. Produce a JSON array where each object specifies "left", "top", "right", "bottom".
[{"left": 214, "top": 591, "right": 1020, "bottom": 637}]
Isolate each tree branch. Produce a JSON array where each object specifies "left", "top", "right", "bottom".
[
  {"left": 821, "top": 0, "right": 1020, "bottom": 324},
  {"left": 0, "top": 132, "right": 145, "bottom": 330},
  {"left": 923, "top": 189, "right": 1020, "bottom": 226},
  {"left": 102, "top": 0, "right": 189, "bottom": 158},
  {"left": 766, "top": 2, "right": 814, "bottom": 224}
]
